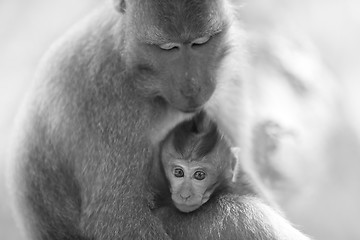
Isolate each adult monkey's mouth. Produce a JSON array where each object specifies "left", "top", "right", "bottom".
[
  {"left": 178, "top": 106, "right": 203, "bottom": 114},
  {"left": 171, "top": 97, "right": 206, "bottom": 114},
  {"left": 156, "top": 94, "right": 205, "bottom": 114}
]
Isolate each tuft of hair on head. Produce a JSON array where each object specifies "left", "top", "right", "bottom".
[
  {"left": 114, "top": 0, "right": 126, "bottom": 13},
  {"left": 171, "top": 112, "right": 220, "bottom": 159},
  {"left": 171, "top": 119, "right": 195, "bottom": 157},
  {"left": 192, "top": 121, "right": 220, "bottom": 159}
]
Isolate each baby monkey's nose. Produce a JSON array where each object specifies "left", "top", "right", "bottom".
[{"left": 180, "top": 193, "right": 191, "bottom": 201}]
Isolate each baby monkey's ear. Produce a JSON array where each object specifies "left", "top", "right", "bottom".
[
  {"left": 229, "top": 147, "right": 241, "bottom": 174},
  {"left": 230, "top": 147, "right": 241, "bottom": 160},
  {"left": 114, "top": 0, "right": 126, "bottom": 13}
]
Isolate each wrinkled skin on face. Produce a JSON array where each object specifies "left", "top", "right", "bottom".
[
  {"left": 122, "top": 0, "right": 230, "bottom": 113},
  {"left": 163, "top": 159, "right": 219, "bottom": 213}
]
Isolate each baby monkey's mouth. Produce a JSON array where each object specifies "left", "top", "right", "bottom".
[
  {"left": 173, "top": 202, "right": 202, "bottom": 213},
  {"left": 173, "top": 195, "right": 211, "bottom": 213}
]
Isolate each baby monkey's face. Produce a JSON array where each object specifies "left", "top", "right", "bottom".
[
  {"left": 161, "top": 144, "right": 220, "bottom": 213},
  {"left": 160, "top": 113, "right": 235, "bottom": 213}
]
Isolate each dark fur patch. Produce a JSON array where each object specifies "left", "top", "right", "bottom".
[{"left": 172, "top": 112, "right": 220, "bottom": 159}]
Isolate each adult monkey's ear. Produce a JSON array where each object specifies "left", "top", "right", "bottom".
[{"left": 114, "top": 0, "right": 126, "bottom": 13}]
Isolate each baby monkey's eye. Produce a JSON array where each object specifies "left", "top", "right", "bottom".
[
  {"left": 173, "top": 168, "right": 184, "bottom": 178},
  {"left": 193, "top": 170, "right": 206, "bottom": 180}
]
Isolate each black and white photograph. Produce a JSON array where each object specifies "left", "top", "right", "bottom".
[{"left": 0, "top": 0, "right": 359, "bottom": 239}]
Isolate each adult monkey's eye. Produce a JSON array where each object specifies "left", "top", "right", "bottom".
[
  {"left": 159, "top": 42, "right": 181, "bottom": 51},
  {"left": 191, "top": 36, "right": 211, "bottom": 47},
  {"left": 173, "top": 168, "right": 184, "bottom": 178},
  {"left": 193, "top": 171, "right": 206, "bottom": 180}
]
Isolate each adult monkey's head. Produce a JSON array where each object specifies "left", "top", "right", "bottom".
[{"left": 114, "top": 0, "right": 230, "bottom": 113}]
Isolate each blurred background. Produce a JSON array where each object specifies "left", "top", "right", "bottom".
[{"left": 0, "top": 0, "right": 359, "bottom": 239}]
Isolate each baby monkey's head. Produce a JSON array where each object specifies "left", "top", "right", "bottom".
[{"left": 160, "top": 113, "right": 235, "bottom": 213}]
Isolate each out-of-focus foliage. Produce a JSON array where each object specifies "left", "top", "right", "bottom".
[{"left": 244, "top": 1, "right": 360, "bottom": 239}]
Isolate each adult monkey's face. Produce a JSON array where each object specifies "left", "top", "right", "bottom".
[{"left": 121, "top": 0, "right": 230, "bottom": 113}]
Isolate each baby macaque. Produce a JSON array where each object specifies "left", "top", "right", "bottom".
[{"left": 159, "top": 113, "right": 237, "bottom": 213}]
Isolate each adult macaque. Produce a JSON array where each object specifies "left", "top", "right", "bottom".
[
  {"left": 158, "top": 113, "right": 237, "bottom": 213},
  {"left": 8, "top": 0, "right": 311, "bottom": 239}
]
